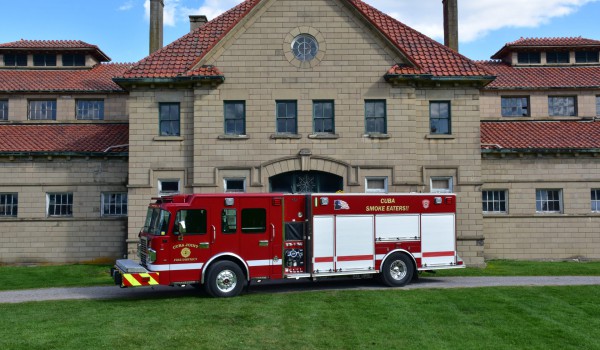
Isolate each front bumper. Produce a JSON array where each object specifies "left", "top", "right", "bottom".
[{"left": 111, "top": 259, "right": 160, "bottom": 288}]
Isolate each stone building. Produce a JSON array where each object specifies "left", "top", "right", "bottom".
[
  {"left": 115, "top": 0, "right": 493, "bottom": 266},
  {"left": 479, "top": 37, "right": 600, "bottom": 260},
  {"left": 0, "top": 40, "right": 129, "bottom": 263}
]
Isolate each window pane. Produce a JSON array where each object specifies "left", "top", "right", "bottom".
[
  {"left": 0, "top": 100, "right": 8, "bottom": 121},
  {"left": 175, "top": 209, "right": 207, "bottom": 235},
  {"left": 76, "top": 100, "right": 104, "bottom": 120},
  {"left": 276, "top": 101, "right": 297, "bottom": 134},
  {"left": 48, "top": 193, "right": 73, "bottom": 217},
  {"left": 430, "top": 102, "right": 451, "bottom": 134},
  {"left": 241, "top": 208, "right": 266, "bottom": 233},
  {"left": 313, "top": 101, "right": 334, "bottom": 134},
  {"left": 28, "top": 100, "right": 57, "bottom": 120},
  {"left": 365, "top": 100, "right": 386, "bottom": 133},
  {"left": 225, "top": 179, "right": 245, "bottom": 193},
  {"left": 548, "top": 97, "right": 576, "bottom": 117},
  {"left": 102, "top": 192, "right": 128, "bottom": 216},
  {"left": 482, "top": 190, "right": 508, "bottom": 213},
  {"left": 546, "top": 52, "right": 569, "bottom": 63},
  {"left": 224, "top": 101, "right": 245, "bottom": 135},
  {"left": 536, "top": 189, "right": 562, "bottom": 213},
  {"left": 221, "top": 209, "right": 237, "bottom": 233},
  {"left": 501, "top": 97, "right": 529, "bottom": 117},
  {"left": 0, "top": 193, "right": 18, "bottom": 217},
  {"left": 159, "top": 103, "right": 180, "bottom": 136}
]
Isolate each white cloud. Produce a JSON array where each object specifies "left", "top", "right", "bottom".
[
  {"left": 119, "top": 1, "right": 134, "bottom": 11},
  {"left": 142, "top": 0, "right": 598, "bottom": 39},
  {"left": 144, "top": 0, "right": 182, "bottom": 26},
  {"left": 180, "top": 0, "right": 244, "bottom": 21},
  {"left": 368, "top": 0, "right": 599, "bottom": 42}
]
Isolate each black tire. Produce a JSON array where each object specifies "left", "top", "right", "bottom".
[
  {"left": 380, "top": 253, "right": 414, "bottom": 287},
  {"left": 204, "top": 261, "right": 246, "bottom": 298}
]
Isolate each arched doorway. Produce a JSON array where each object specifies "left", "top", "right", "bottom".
[{"left": 269, "top": 171, "right": 343, "bottom": 193}]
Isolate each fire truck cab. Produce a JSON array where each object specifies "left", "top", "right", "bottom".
[{"left": 112, "top": 193, "right": 463, "bottom": 297}]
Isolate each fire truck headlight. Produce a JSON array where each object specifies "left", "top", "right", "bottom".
[{"left": 148, "top": 248, "right": 157, "bottom": 264}]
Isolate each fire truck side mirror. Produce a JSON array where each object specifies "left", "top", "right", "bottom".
[{"left": 176, "top": 221, "right": 187, "bottom": 235}]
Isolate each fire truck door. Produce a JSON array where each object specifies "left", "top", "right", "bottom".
[
  {"left": 237, "top": 197, "right": 282, "bottom": 279},
  {"left": 169, "top": 208, "right": 212, "bottom": 283},
  {"left": 421, "top": 214, "right": 456, "bottom": 267}
]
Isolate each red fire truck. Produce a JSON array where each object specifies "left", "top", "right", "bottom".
[{"left": 112, "top": 193, "right": 463, "bottom": 297}]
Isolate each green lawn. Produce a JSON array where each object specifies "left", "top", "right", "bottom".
[
  {"left": 1, "top": 260, "right": 600, "bottom": 291},
  {"left": 0, "top": 286, "right": 598, "bottom": 349}
]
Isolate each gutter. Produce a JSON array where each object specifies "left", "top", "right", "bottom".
[
  {"left": 0, "top": 151, "right": 128, "bottom": 158},
  {"left": 113, "top": 75, "right": 225, "bottom": 88}
]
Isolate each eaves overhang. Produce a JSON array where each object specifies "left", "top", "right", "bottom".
[
  {"left": 481, "top": 147, "right": 600, "bottom": 155},
  {"left": 113, "top": 75, "right": 225, "bottom": 89},
  {"left": 385, "top": 73, "right": 496, "bottom": 86}
]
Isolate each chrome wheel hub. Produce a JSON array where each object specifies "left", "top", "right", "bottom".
[
  {"left": 390, "top": 260, "right": 407, "bottom": 281},
  {"left": 216, "top": 269, "right": 237, "bottom": 292}
]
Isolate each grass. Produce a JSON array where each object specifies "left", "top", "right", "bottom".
[
  {"left": 1, "top": 260, "right": 600, "bottom": 291},
  {"left": 0, "top": 286, "right": 599, "bottom": 349},
  {"left": 426, "top": 259, "right": 600, "bottom": 277},
  {"left": 0, "top": 264, "right": 112, "bottom": 291}
]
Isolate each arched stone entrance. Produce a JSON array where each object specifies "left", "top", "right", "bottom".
[{"left": 269, "top": 170, "right": 343, "bottom": 193}]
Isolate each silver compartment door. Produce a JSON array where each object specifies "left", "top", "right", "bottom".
[
  {"left": 421, "top": 214, "right": 456, "bottom": 267},
  {"left": 313, "top": 215, "right": 335, "bottom": 273},
  {"left": 335, "top": 215, "right": 375, "bottom": 271}
]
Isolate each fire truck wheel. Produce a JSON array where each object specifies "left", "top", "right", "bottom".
[
  {"left": 380, "top": 253, "right": 414, "bottom": 287},
  {"left": 204, "top": 261, "right": 246, "bottom": 298}
]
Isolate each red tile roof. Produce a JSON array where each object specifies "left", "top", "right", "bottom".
[
  {"left": 491, "top": 36, "right": 600, "bottom": 59},
  {"left": 347, "top": 0, "right": 491, "bottom": 78},
  {"left": 0, "top": 124, "right": 128, "bottom": 154},
  {"left": 479, "top": 61, "right": 600, "bottom": 89},
  {"left": 481, "top": 121, "right": 600, "bottom": 151},
  {"left": 0, "top": 63, "right": 130, "bottom": 92},
  {"left": 119, "top": 0, "right": 491, "bottom": 81},
  {"left": 0, "top": 39, "right": 111, "bottom": 61},
  {"left": 120, "top": 0, "right": 261, "bottom": 79}
]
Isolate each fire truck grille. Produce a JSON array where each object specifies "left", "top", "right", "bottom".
[{"left": 139, "top": 237, "right": 148, "bottom": 267}]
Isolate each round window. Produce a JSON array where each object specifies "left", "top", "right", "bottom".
[{"left": 291, "top": 34, "right": 319, "bottom": 62}]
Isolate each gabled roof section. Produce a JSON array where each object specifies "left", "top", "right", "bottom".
[
  {"left": 0, "top": 124, "right": 129, "bottom": 155},
  {"left": 479, "top": 60, "right": 600, "bottom": 89},
  {"left": 346, "top": 0, "right": 492, "bottom": 79},
  {"left": 481, "top": 121, "right": 600, "bottom": 152},
  {"left": 0, "top": 39, "right": 111, "bottom": 62},
  {"left": 0, "top": 63, "right": 129, "bottom": 93},
  {"left": 117, "top": 0, "right": 492, "bottom": 84},
  {"left": 118, "top": 0, "right": 261, "bottom": 81},
  {"left": 491, "top": 36, "right": 600, "bottom": 59}
]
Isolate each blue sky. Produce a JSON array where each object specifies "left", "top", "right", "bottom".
[{"left": 1, "top": 0, "right": 599, "bottom": 63}]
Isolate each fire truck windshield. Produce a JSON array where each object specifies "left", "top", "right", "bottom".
[{"left": 143, "top": 207, "right": 171, "bottom": 235}]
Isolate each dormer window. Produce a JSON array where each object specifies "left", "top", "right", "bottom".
[
  {"left": 575, "top": 51, "right": 599, "bottom": 63},
  {"left": 33, "top": 54, "right": 57, "bottom": 67},
  {"left": 517, "top": 52, "right": 541, "bottom": 64},
  {"left": 546, "top": 52, "right": 569, "bottom": 64},
  {"left": 3, "top": 54, "right": 27, "bottom": 66},
  {"left": 62, "top": 54, "right": 85, "bottom": 67}
]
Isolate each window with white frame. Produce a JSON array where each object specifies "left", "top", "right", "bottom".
[
  {"left": 76, "top": 100, "right": 104, "bottom": 120},
  {"left": 0, "top": 193, "right": 18, "bottom": 217},
  {"left": 28, "top": 100, "right": 57, "bottom": 120},
  {"left": 158, "top": 179, "right": 180, "bottom": 196},
  {"left": 536, "top": 189, "right": 563, "bottom": 213},
  {"left": 430, "top": 177, "right": 453, "bottom": 193},
  {"left": 224, "top": 178, "right": 246, "bottom": 193},
  {"left": 482, "top": 190, "right": 507, "bottom": 213},
  {"left": 592, "top": 189, "right": 600, "bottom": 212},
  {"left": 101, "top": 192, "right": 128, "bottom": 216},
  {"left": 47, "top": 193, "right": 73, "bottom": 217},
  {"left": 365, "top": 177, "right": 388, "bottom": 193}
]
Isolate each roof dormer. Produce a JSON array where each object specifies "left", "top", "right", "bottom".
[
  {"left": 491, "top": 37, "right": 600, "bottom": 67},
  {"left": 0, "top": 39, "right": 111, "bottom": 70}
]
